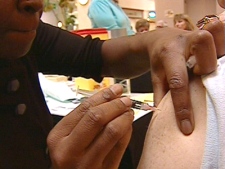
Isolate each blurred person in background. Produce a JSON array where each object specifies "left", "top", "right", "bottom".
[
  {"left": 135, "top": 19, "right": 150, "bottom": 33},
  {"left": 88, "top": 0, "right": 135, "bottom": 35},
  {"left": 174, "top": 13, "right": 195, "bottom": 31}
]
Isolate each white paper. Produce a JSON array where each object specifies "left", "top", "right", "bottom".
[{"left": 38, "top": 73, "right": 78, "bottom": 101}]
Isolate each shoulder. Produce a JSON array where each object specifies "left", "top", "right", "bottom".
[
  {"left": 89, "top": 0, "right": 111, "bottom": 8},
  {"left": 88, "top": 0, "right": 114, "bottom": 17}
]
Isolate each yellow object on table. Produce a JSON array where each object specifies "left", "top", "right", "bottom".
[{"left": 74, "top": 77, "right": 113, "bottom": 91}]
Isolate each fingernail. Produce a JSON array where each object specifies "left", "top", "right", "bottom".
[
  {"left": 120, "top": 97, "right": 132, "bottom": 107},
  {"left": 110, "top": 84, "right": 123, "bottom": 95},
  {"left": 186, "top": 55, "right": 196, "bottom": 69},
  {"left": 181, "top": 119, "right": 193, "bottom": 135}
]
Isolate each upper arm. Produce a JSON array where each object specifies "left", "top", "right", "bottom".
[
  {"left": 31, "top": 21, "right": 104, "bottom": 81},
  {"left": 138, "top": 76, "right": 207, "bottom": 169}
]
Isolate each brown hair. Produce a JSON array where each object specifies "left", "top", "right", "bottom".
[
  {"left": 173, "top": 14, "right": 195, "bottom": 31},
  {"left": 135, "top": 19, "right": 150, "bottom": 32}
]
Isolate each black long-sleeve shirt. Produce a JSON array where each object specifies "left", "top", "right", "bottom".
[{"left": 0, "top": 21, "right": 104, "bottom": 168}]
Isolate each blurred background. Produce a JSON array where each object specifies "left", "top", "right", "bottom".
[{"left": 42, "top": 0, "right": 224, "bottom": 32}]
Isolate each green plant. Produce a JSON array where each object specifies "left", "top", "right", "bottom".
[
  {"left": 44, "top": 0, "right": 55, "bottom": 12},
  {"left": 43, "top": 0, "right": 77, "bottom": 30}
]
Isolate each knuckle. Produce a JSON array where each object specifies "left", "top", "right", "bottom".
[
  {"left": 47, "top": 146, "right": 69, "bottom": 168},
  {"left": 159, "top": 34, "right": 185, "bottom": 57},
  {"left": 104, "top": 110, "right": 133, "bottom": 141},
  {"left": 79, "top": 100, "right": 91, "bottom": 112},
  {"left": 159, "top": 45, "right": 170, "bottom": 57},
  {"left": 124, "top": 110, "right": 135, "bottom": 121},
  {"left": 114, "top": 99, "right": 127, "bottom": 110},
  {"left": 101, "top": 88, "right": 115, "bottom": 101},
  {"left": 104, "top": 98, "right": 127, "bottom": 112},
  {"left": 46, "top": 134, "right": 55, "bottom": 148},
  {"left": 51, "top": 155, "right": 65, "bottom": 168},
  {"left": 194, "top": 30, "right": 213, "bottom": 43},
  {"left": 176, "top": 108, "right": 190, "bottom": 119},
  {"left": 105, "top": 123, "right": 121, "bottom": 140},
  {"left": 86, "top": 108, "right": 103, "bottom": 125},
  {"left": 176, "top": 33, "right": 185, "bottom": 40},
  {"left": 169, "top": 73, "right": 185, "bottom": 89}
]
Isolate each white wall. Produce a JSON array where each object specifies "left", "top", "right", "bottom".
[
  {"left": 76, "top": 1, "right": 92, "bottom": 29},
  {"left": 185, "top": 0, "right": 218, "bottom": 29},
  {"left": 41, "top": 4, "right": 79, "bottom": 29},
  {"left": 41, "top": 11, "right": 57, "bottom": 26},
  {"left": 155, "top": 0, "right": 185, "bottom": 28},
  {"left": 120, "top": 0, "right": 155, "bottom": 31},
  {"left": 120, "top": 0, "right": 154, "bottom": 11}
]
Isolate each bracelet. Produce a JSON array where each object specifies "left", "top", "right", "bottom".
[{"left": 196, "top": 14, "right": 219, "bottom": 29}]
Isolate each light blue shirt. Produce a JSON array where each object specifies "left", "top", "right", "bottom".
[{"left": 88, "top": 0, "right": 135, "bottom": 36}]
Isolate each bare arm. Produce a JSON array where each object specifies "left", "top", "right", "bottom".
[{"left": 138, "top": 75, "right": 207, "bottom": 169}]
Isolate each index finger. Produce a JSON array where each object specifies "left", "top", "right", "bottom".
[
  {"left": 164, "top": 30, "right": 217, "bottom": 135},
  {"left": 162, "top": 51, "right": 193, "bottom": 135}
]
